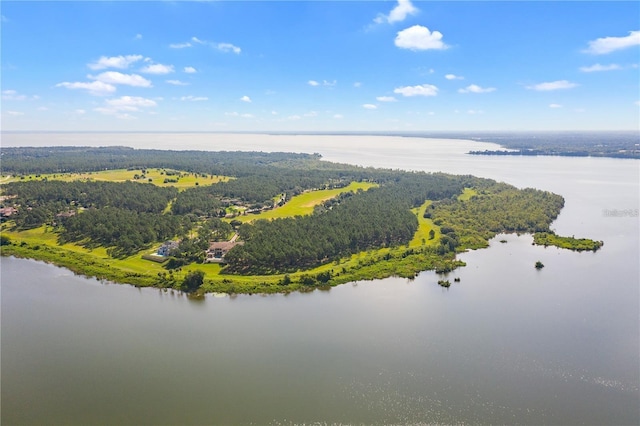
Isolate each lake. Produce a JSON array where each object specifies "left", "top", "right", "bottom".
[{"left": 1, "top": 133, "right": 639, "bottom": 425}]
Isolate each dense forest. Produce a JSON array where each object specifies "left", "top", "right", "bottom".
[
  {"left": 0, "top": 146, "right": 318, "bottom": 176},
  {"left": 224, "top": 173, "right": 471, "bottom": 273},
  {"left": 1, "top": 146, "right": 600, "bottom": 293},
  {"left": 428, "top": 182, "right": 566, "bottom": 250}
]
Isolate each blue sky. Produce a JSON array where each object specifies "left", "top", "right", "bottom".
[{"left": 1, "top": 1, "right": 639, "bottom": 131}]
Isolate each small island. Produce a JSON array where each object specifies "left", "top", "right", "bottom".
[
  {"left": 438, "top": 280, "right": 451, "bottom": 288},
  {"left": 0, "top": 146, "right": 604, "bottom": 295},
  {"left": 533, "top": 232, "right": 603, "bottom": 251}
]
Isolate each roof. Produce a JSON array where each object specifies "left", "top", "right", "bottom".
[{"left": 208, "top": 241, "right": 242, "bottom": 251}]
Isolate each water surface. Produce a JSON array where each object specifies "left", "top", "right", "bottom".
[{"left": 2, "top": 133, "right": 638, "bottom": 425}]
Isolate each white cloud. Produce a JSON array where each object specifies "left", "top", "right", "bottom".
[
  {"left": 287, "top": 115, "right": 301, "bottom": 120},
  {"left": 333, "top": 114, "right": 344, "bottom": 119},
  {"left": 37, "top": 106, "right": 49, "bottom": 111},
  {"left": 75, "top": 109, "right": 86, "bottom": 114},
  {"left": 225, "top": 112, "right": 239, "bottom": 117},
  {"left": 579, "top": 63, "right": 622, "bottom": 72},
  {"left": 216, "top": 43, "right": 241, "bottom": 54},
  {"left": 106, "top": 96, "right": 157, "bottom": 109},
  {"left": 56, "top": 81, "right": 116, "bottom": 96},
  {"left": 191, "top": 36, "right": 205, "bottom": 45},
  {"left": 363, "top": 104, "right": 378, "bottom": 109},
  {"left": 394, "top": 84, "right": 439, "bottom": 97},
  {"left": 170, "top": 42, "right": 192, "bottom": 49},
  {"left": 134, "top": 34, "right": 142, "bottom": 40},
  {"left": 395, "top": 25, "right": 448, "bottom": 51},
  {"left": 140, "top": 63, "right": 175, "bottom": 74},
  {"left": 7, "top": 111, "right": 24, "bottom": 116},
  {"left": 89, "top": 71, "right": 152, "bottom": 87},
  {"left": 354, "top": 82, "right": 362, "bottom": 88},
  {"left": 88, "top": 55, "right": 144, "bottom": 70},
  {"left": 445, "top": 74, "right": 464, "bottom": 80},
  {"left": 376, "top": 96, "right": 397, "bottom": 102},
  {"left": 240, "top": 95, "right": 252, "bottom": 103},
  {"left": 95, "top": 96, "right": 157, "bottom": 116},
  {"left": 271, "top": 111, "right": 278, "bottom": 115},
  {"left": 584, "top": 31, "right": 640, "bottom": 55},
  {"left": 308, "top": 80, "right": 335, "bottom": 87},
  {"left": 635, "top": 101, "right": 640, "bottom": 106},
  {"left": 549, "top": 103, "right": 563, "bottom": 108},
  {"left": 527, "top": 80, "right": 578, "bottom": 91},
  {"left": 2, "top": 89, "right": 35, "bottom": 101},
  {"left": 166, "top": 80, "right": 190, "bottom": 86},
  {"left": 458, "top": 84, "right": 496, "bottom": 94},
  {"left": 374, "top": 0, "right": 419, "bottom": 24},
  {"left": 115, "top": 113, "right": 137, "bottom": 120},
  {"left": 181, "top": 95, "right": 208, "bottom": 101},
  {"left": 184, "top": 66, "right": 197, "bottom": 74},
  {"left": 304, "top": 111, "right": 318, "bottom": 117},
  {"left": 241, "top": 113, "right": 253, "bottom": 118}
]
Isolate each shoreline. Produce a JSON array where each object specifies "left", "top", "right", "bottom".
[{"left": 0, "top": 242, "right": 464, "bottom": 295}]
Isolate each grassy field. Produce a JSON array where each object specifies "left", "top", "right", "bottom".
[
  {"left": 233, "top": 181, "right": 377, "bottom": 223},
  {"left": 409, "top": 201, "right": 440, "bottom": 248},
  {"left": 2, "top": 168, "right": 230, "bottom": 190},
  {"left": 2, "top": 225, "right": 170, "bottom": 276},
  {"left": 458, "top": 187, "right": 478, "bottom": 201}
]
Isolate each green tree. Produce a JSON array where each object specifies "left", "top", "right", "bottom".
[{"left": 181, "top": 270, "right": 205, "bottom": 293}]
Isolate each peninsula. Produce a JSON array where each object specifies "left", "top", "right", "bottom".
[{"left": 0, "top": 147, "right": 603, "bottom": 295}]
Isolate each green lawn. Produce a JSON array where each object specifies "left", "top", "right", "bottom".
[
  {"left": 2, "top": 225, "right": 170, "bottom": 275},
  {"left": 2, "top": 168, "right": 230, "bottom": 191},
  {"left": 233, "top": 181, "right": 377, "bottom": 223},
  {"left": 409, "top": 201, "right": 440, "bottom": 248},
  {"left": 458, "top": 187, "right": 478, "bottom": 201}
]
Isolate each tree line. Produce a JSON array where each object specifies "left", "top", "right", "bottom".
[
  {"left": 223, "top": 174, "right": 469, "bottom": 274},
  {"left": 0, "top": 147, "right": 319, "bottom": 176},
  {"left": 59, "top": 206, "right": 187, "bottom": 258},
  {"left": 4, "top": 180, "right": 177, "bottom": 214}
]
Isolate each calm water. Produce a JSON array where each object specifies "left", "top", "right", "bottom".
[{"left": 2, "top": 133, "right": 639, "bottom": 425}]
